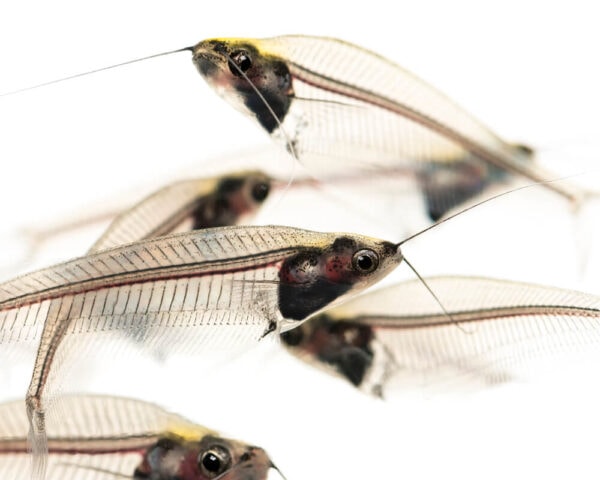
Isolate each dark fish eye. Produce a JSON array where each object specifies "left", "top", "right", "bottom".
[
  {"left": 351, "top": 249, "right": 379, "bottom": 274},
  {"left": 250, "top": 181, "right": 270, "bottom": 202},
  {"left": 228, "top": 50, "right": 253, "bottom": 77},
  {"left": 199, "top": 445, "right": 232, "bottom": 478}
]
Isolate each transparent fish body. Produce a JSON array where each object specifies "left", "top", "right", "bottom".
[
  {"left": 1, "top": 170, "right": 275, "bottom": 279},
  {"left": 89, "top": 170, "right": 273, "bottom": 253},
  {"left": 281, "top": 276, "right": 600, "bottom": 395},
  {"left": 192, "top": 36, "right": 585, "bottom": 219},
  {"left": 71, "top": 170, "right": 272, "bottom": 358},
  {"left": 11, "top": 163, "right": 405, "bottom": 279},
  {"left": 0, "top": 395, "right": 279, "bottom": 479},
  {"left": 0, "top": 225, "right": 401, "bottom": 476}
]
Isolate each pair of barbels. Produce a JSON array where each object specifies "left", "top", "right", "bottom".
[
  {"left": 3, "top": 170, "right": 598, "bottom": 479},
  {"left": 2, "top": 34, "right": 598, "bottom": 480}
]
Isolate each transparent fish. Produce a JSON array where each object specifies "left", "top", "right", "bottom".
[
  {"left": 0, "top": 394, "right": 282, "bottom": 479},
  {"left": 281, "top": 276, "right": 600, "bottom": 396},
  {"left": 10, "top": 164, "right": 401, "bottom": 277},
  {"left": 5, "top": 36, "right": 582, "bottom": 222},
  {"left": 0, "top": 170, "right": 275, "bottom": 278},
  {"left": 89, "top": 170, "right": 272, "bottom": 252},
  {"left": 0, "top": 225, "right": 401, "bottom": 476},
  {"left": 192, "top": 35, "right": 587, "bottom": 219},
  {"left": 86, "top": 166, "right": 417, "bottom": 257},
  {"left": 64, "top": 166, "right": 425, "bottom": 362},
  {"left": 77, "top": 170, "right": 273, "bottom": 356}
]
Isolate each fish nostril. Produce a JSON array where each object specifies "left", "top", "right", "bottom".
[{"left": 240, "top": 452, "right": 251, "bottom": 462}]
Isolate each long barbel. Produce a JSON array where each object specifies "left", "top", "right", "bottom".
[
  {"left": 281, "top": 276, "right": 600, "bottom": 396},
  {"left": 83, "top": 163, "right": 499, "bottom": 368},
  {"left": 0, "top": 225, "right": 401, "bottom": 477},
  {"left": 191, "top": 35, "right": 588, "bottom": 218},
  {"left": 63, "top": 161, "right": 583, "bottom": 399},
  {"left": 2, "top": 36, "right": 586, "bottom": 221},
  {"left": 0, "top": 395, "right": 281, "bottom": 479}
]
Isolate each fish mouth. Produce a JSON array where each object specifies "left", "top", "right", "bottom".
[
  {"left": 395, "top": 243, "right": 404, "bottom": 262},
  {"left": 194, "top": 58, "right": 216, "bottom": 78},
  {"left": 381, "top": 240, "right": 404, "bottom": 264},
  {"left": 231, "top": 447, "right": 283, "bottom": 480},
  {"left": 191, "top": 48, "right": 225, "bottom": 77},
  {"left": 229, "top": 466, "right": 284, "bottom": 480}
]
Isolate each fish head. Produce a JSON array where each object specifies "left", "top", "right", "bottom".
[
  {"left": 218, "top": 170, "right": 272, "bottom": 216},
  {"left": 192, "top": 38, "right": 293, "bottom": 133},
  {"left": 278, "top": 234, "right": 402, "bottom": 330},
  {"left": 135, "top": 434, "right": 276, "bottom": 480},
  {"left": 196, "top": 171, "right": 273, "bottom": 229}
]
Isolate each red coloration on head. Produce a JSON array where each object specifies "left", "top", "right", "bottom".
[
  {"left": 135, "top": 435, "right": 275, "bottom": 480},
  {"left": 177, "top": 446, "right": 203, "bottom": 478},
  {"left": 278, "top": 250, "right": 320, "bottom": 284},
  {"left": 227, "top": 190, "right": 254, "bottom": 215},
  {"left": 324, "top": 253, "right": 351, "bottom": 283}
]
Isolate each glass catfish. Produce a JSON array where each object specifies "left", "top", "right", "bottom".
[
  {"left": 89, "top": 170, "right": 273, "bottom": 253},
  {"left": 13, "top": 164, "right": 415, "bottom": 276},
  {"left": 192, "top": 35, "right": 587, "bottom": 220},
  {"left": 281, "top": 276, "right": 600, "bottom": 396},
  {"left": 0, "top": 394, "right": 283, "bottom": 480},
  {"left": 5, "top": 36, "right": 587, "bottom": 220},
  {"left": 9, "top": 170, "right": 274, "bottom": 274},
  {"left": 0, "top": 225, "right": 401, "bottom": 477}
]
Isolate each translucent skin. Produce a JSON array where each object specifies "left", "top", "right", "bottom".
[
  {"left": 0, "top": 225, "right": 401, "bottom": 476},
  {"left": 0, "top": 395, "right": 276, "bottom": 480},
  {"left": 192, "top": 35, "right": 585, "bottom": 217},
  {"left": 192, "top": 39, "right": 293, "bottom": 133},
  {"left": 135, "top": 435, "right": 273, "bottom": 480}
]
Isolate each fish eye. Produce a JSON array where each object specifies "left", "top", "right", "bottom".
[
  {"left": 351, "top": 249, "right": 379, "bottom": 274},
  {"left": 228, "top": 50, "right": 253, "bottom": 77},
  {"left": 199, "top": 445, "right": 232, "bottom": 478},
  {"left": 250, "top": 181, "right": 270, "bottom": 202}
]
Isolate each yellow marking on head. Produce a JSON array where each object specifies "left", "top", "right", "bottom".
[
  {"left": 198, "top": 37, "right": 271, "bottom": 56},
  {"left": 165, "top": 419, "right": 215, "bottom": 441}
]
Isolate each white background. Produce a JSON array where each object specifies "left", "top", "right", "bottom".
[{"left": 1, "top": 1, "right": 600, "bottom": 479}]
